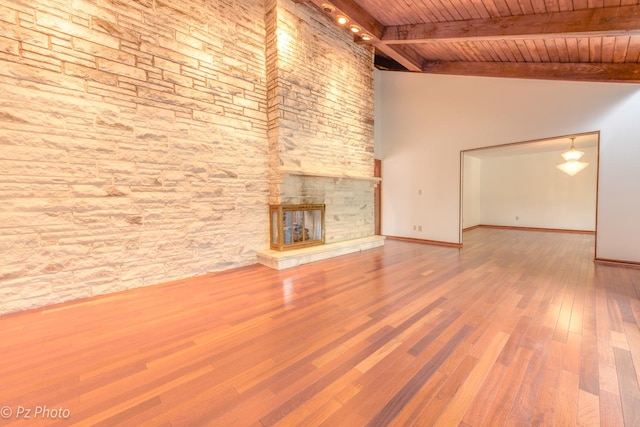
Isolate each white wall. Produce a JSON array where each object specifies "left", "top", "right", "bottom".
[
  {"left": 377, "top": 71, "right": 640, "bottom": 263},
  {"left": 596, "top": 91, "right": 640, "bottom": 262},
  {"left": 467, "top": 147, "right": 597, "bottom": 231},
  {"left": 462, "top": 155, "right": 481, "bottom": 229}
]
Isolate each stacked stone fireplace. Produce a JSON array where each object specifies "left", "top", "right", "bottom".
[
  {"left": 258, "top": 172, "right": 383, "bottom": 269},
  {"left": 275, "top": 173, "right": 377, "bottom": 244},
  {"left": 257, "top": 0, "right": 385, "bottom": 268}
]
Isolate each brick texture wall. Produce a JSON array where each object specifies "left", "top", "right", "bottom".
[{"left": 0, "top": 0, "right": 375, "bottom": 315}]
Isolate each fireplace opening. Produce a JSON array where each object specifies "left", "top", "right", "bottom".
[{"left": 270, "top": 204, "right": 325, "bottom": 250}]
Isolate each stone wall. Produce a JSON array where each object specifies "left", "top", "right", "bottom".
[
  {"left": 0, "top": 0, "right": 269, "bottom": 314},
  {"left": 0, "top": 0, "right": 376, "bottom": 315},
  {"left": 266, "top": 0, "right": 376, "bottom": 243},
  {"left": 279, "top": 175, "right": 375, "bottom": 243}
]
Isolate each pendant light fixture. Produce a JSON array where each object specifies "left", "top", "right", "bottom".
[{"left": 557, "top": 137, "right": 588, "bottom": 176}]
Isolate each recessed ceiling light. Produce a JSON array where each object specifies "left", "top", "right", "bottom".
[
  {"left": 361, "top": 34, "right": 371, "bottom": 41},
  {"left": 321, "top": 3, "right": 335, "bottom": 13},
  {"left": 336, "top": 15, "right": 348, "bottom": 25},
  {"left": 350, "top": 25, "right": 360, "bottom": 33}
]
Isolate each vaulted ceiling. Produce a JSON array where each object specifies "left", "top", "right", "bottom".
[{"left": 296, "top": 0, "right": 640, "bottom": 83}]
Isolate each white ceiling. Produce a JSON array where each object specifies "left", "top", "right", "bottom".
[{"left": 464, "top": 133, "right": 599, "bottom": 159}]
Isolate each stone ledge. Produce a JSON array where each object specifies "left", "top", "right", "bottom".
[
  {"left": 280, "top": 168, "right": 382, "bottom": 182},
  {"left": 256, "top": 235, "right": 386, "bottom": 270}
]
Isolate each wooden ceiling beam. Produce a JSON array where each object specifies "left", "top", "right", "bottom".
[
  {"left": 381, "top": 5, "right": 640, "bottom": 44},
  {"left": 373, "top": 44, "right": 423, "bottom": 72},
  {"left": 421, "top": 61, "right": 640, "bottom": 83}
]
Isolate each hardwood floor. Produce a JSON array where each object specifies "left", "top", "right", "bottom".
[{"left": 1, "top": 228, "right": 639, "bottom": 426}]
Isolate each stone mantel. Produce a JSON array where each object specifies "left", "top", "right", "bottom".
[{"left": 280, "top": 168, "right": 382, "bottom": 183}]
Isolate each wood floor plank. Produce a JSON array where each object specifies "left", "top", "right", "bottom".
[
  {"left": 434, "top": 330, "right": 509, "bottom": 426},
  {"left": 530, "top": 365, "right": 561, "bottom": 426},
  {"left": 507, "top": 345, "right": 549, "bottom": 425},
  {"left": 554, "top": 369, "right": 580, "bottom": 426},
  {"left": 623, "top": 321, "right": 640, "bottom": 392},
  {"left": 0, "top": 228, "right": 639, "bottom": 426},
  {"left": 600, "top": 389, "right": 625, "bottom": 427},
  {"left": 273, "top": 368, "right": 361, "bottom": 426},
  {"left": 564, "top": 331, "right": 582, "bottom": 374},
  {"left": 411, "top": 353, "right": 478, "bottom": 426},
  {"left": 578, "top": 389, "right": 601, "bottom": 426},
  {"left": 459, "top": 361, "right": 509, "bottom": 426},
  {"left": 580, "top": 331, "right": 601, "bottom": 396},
  {"left": 480, "top": 346, "right": 533, "bottom": 426},
  {"left": 613, "top": 347, "right": 640, "bottom": 427},
  {"left": 365, "top": 325, "right": 474, "bottom": 426}
]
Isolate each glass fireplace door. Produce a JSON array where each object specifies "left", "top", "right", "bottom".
[{"left": 270, "top": 204, "right": 325, "bottom": 250}]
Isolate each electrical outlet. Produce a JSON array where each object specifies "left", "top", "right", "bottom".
[
  {"left": 413, "top": 225, "right": 416, "bottom": 230},
  {"left": 418, "top": 225, "right": 422, "bottom": 231},
  {"left": 516, "top": 216, "right": 519, "bottom": 220},
  {"left": 418, "top": 189, "right": 422, "bottom": 195}
]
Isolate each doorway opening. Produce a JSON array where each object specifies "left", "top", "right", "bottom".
[{"left": 459, "top": 132, "right": 600, "bottom": 258}]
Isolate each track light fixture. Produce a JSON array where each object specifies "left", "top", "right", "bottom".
[{"left": 319, "top": 2, "right": 370, "bottom": 41}]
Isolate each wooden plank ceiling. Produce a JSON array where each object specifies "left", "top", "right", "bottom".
[{"left": 295, "top": 0, "right": 640, "bottom": 83}]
